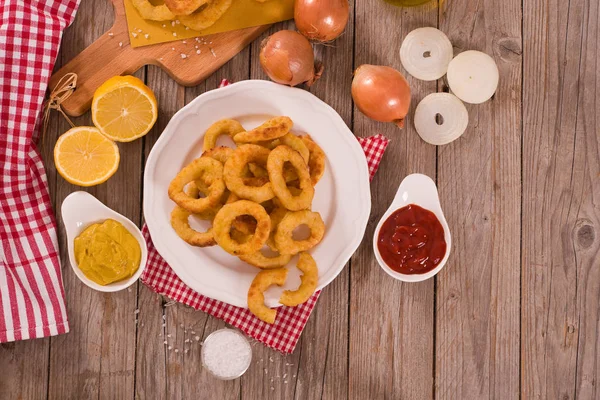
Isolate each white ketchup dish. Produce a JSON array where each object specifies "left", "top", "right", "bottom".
[
  {"left": 372, "top": 174, "right": 451, "bottom": 282},
  {"left": 61, "top": 191, "right": 147, "bottom": 292}
]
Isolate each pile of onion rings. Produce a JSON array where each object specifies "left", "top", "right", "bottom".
[
  {"left": 132, "top": 0, "right": 231, "bottom": 31},
  {"left": 167, "top": 116, "right": 327, "bottom": 323}
]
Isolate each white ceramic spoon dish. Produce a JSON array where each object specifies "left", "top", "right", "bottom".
[
  {"left": 61, "top": 191, "right": 148, "bottom": 292},
  {"left": 372, "top": 174, "right": 451, "bottom": 282}
]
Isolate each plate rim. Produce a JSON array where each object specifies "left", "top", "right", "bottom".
[{"left": 143, "top": 79, "right": 371, "bottom": 307}]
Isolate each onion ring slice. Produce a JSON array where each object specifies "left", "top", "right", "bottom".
[
  {"left": 247, "top": 268, "right": 288, "bottom": 324},
  {"left": 223, "top": 145, "right": 274, "bottom": 203},
  {"left": 168, "top": 157, "right": 225, "bottom": 213},
  {"left": 178, "top": 0, "right": 233, "bottom": 31},
  {"left": 233, "top": 117, "right": 292, "bottom": 143},
  {"left": 203, "top": 120, "right": 245, "bottom": 151},
  {"left": 279, "top": 252, "right": 318, "bottom": 306},
  {"left": 267, "top": 145, "right": 314, "bottom": 211},
  {"left": 131, "top": 0, "right": 175, "bottom": 21},
  {"left": 212, "top": 200, "right": 271, "bottom": 255},
  {"left": 274, "top": 210, "right": 324, "bottom": 255},
  {"left": 400, "top": 27, "right": 453, "bottom": 81},
  {"left": 447, "top": 50, "right": 499, "bottom": 104},
  {"left": 300, "top": 135, "right": 325, "bottom": 185},
  {"left": 164, "top": 0, "right": 208, "bottom": 15},
  {"left": 170, "top": 206, "right": 216, "bottom": 247},
  {"left": 414, "top": 93, "right": 468, "bottom": 145}
]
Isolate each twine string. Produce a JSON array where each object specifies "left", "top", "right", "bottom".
[{"left": 43, "top": 73, "right": 77, "bottom": 137}]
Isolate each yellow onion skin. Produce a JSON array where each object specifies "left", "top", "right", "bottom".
[
  {"left": 294, "top": 0, "right": 349, "bottom": 42},
  {"left": 260, "top": 30, "right": 323, "bottom": 87},
  {"left": 351, "top": 64, "right": 411, "bottom": 128}
]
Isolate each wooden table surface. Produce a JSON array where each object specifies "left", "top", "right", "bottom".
[{"left": 2, "top": 0, "right": 599, "bottom": 398}]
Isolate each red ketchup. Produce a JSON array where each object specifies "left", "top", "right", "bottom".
[{"left": 377, "top": 204, "right": 446, "bottom": 275}]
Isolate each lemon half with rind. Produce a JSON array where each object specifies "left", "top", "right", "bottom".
[
  {"left": 91, "top": 75, "right": 157, "bottom": 142},
  {"left": 54, "top": 126, "right": 120, "bottom": 187}
]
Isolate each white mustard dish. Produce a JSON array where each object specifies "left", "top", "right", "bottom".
[
  {"left": 372, "top": 174, "right": 451, "bottom": 282},
  {"left": 61, "top": 191, "right": 148, "bottom": 292}
]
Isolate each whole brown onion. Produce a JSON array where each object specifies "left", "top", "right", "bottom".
[
  {"left": 260, "top": 30, "right": 324, "bottom": 87},
  {"left": 351, "top": 64, "right": 411, "bottom": 128},
  {"left": 294, "top": 0, "right": 350, "bottom": 42}
]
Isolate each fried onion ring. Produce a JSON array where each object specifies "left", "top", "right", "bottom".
[
  {"left": 274, "top": 210, "right": 325, "bottom": 255},
  {"left": 168, "top": 157, "right": 226, "bottom": 213},
  {"left": 278, "top": 133, "right": 309, "bottom": 163},
  {"left": 301, "top": 135, "right": 326, "bottom": 185},
  {"left": 203, "top": 120, "right": 245, "bottom": 151},
  {"left": 164, "top": 0, "right": 208, "bottom": 15},
  {"left": 170, "top": 206, "right": 216, "bottom": 247},
  {"left": 247, "top": 268, "right": 288, "bottom": 324},
  {"left": 223, "top": 145, "right": 274, "bottom": 203},
  {"left": 239, "top": 248, "right": 292, "bottom": 269},
  {"left": 279, "top": 252, "right": 318, "bottom": 306},
  {"left": 201, "top": 146, "right": 234, "bottom": 164},
  {"left": 184, "top": 182, "right": 222, "bottom": 220},
  {"left": 233, "top": 117, "right": 292, "bottom": 143},
  {"left": 178, "top": 0, "right": 233, "bottom": 31},
  {"left": 267, "top": 145, "right": 314, "bottom": 211},
  {"left": 212, "top": 200, "right": 271, "bottom": 255},
  {"left": 131, "top": 0, "right": 175, "bottom": 21}
]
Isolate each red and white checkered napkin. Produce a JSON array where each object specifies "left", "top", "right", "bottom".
[
  {"left": 141, "top": 101, "right": 389, "bottom": 353},
  {"left": 0, "top": 0, "right": 80, "bottom": 343}
]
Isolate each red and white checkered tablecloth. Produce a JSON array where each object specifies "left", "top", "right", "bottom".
[
  {"left": 0, "top": 0, "right": 80, "bottom": 342},
  {"left": 142, "top": 84, "right": 389, "bottom": 353}
]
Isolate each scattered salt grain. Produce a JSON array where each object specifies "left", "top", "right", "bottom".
[
  {"left": 145, "top": 34, "right": 150, "bottom": 39},
  {"left": 173, "top": 32, "right": 178, "bottom": 37},
  {"left": 180, "top": 54, "right": 187, "bottom": 59},
  {"left": 191, "top": 331, "right": 196, "bottom": 335},
  {"left": 284, "top": 380, "right": 288, "bottom": 384},
  {"left": 163, "top": 340, "right": 167, "bottom": 344},
  {"left": 185, "top": 349, "right": 189, "bottom": 354},
  {"left": 283, "top": 373, "right": 287, "bottom": 379},
  {"left": 175, "top": 349, "right": 179, "bottom": 353},
  {"left": 196, "top": 50, "right": 201, "bottom": 55},
  {"left": 210, "top": 48, "right": 216, "bottom": 57},
  {"left": 168, "top": 346, "right": 172, "bottom": 350},
  {"left": 184, "top": 339, "right": 190, "bottom": 343},
  {"left": 185, "top": 26, "right": 189, "bottom": 30},
  {"left": 118, "top": 42, "right": 123, "bottom": 47},
  {"left": 108, "top": 32, "right": 114, "bottom": 37},
  {"left": 131, "top": 32, "right": 138, "bottom": 38},
  {"left": 182, "top": 40, "right": 187, "bottom": 44},
  {"left": 195, "top": 336, "right": 200, "bottom": 341},
  {"left": 134, "top": 309, "right": 140, "bottom": 314},
  {"left": 270, "top": 387, "right": 274, "bottom": 391},
  {"left": 176, "top": 20, "right": 180, "bottom": 24},
  {"left": 167, "top": 334, "right": 171, "bottom": 338},
  {"left": 201, "top": 329, "right": 252, "bottom": 380},
  {"left": 171, "top": 21, "right": 176, "bottom": 27},
  {"left": 171, "top": 47, "right": 175, "bottom": 51},
  {"left": 137, "top": 28, "right": 143, "bottom": 33},
  {"left": 162, "top": 24, "right": 166, "bottom": 28}
]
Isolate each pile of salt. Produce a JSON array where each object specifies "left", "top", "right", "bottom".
[{"left": 201, "top": 329, "right": 252, "bottom": 380}]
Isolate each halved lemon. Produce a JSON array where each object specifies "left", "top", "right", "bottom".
[
  {"left": 91, "top": 75, "right": 158, "bottom": 142},
  {"left": 54, "top": 126, "right": 120, "bottom": 187}
]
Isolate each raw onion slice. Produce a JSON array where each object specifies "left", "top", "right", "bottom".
[
  {"left": 400, "top": 27, "right": 453, "bottom": 81},
  {"left": 447, "top": 50, "right": 499, "bottom": 104},
  {"left": 414, "top": 93, "right": 468, "bottom": 145}
]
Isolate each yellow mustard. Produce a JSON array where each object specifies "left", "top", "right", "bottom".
[{"left": 74, "top": 219, "right": 141, "bottom": 286}]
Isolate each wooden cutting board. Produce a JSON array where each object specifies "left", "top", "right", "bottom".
[{"left": 49, "top": 0, "right": 269, "bottom": 117}]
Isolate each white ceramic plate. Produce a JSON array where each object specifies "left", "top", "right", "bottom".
[{"left": 144, "top": 80, "right": 370, "bottom": 308}]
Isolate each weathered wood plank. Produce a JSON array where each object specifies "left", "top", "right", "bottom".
[
  {"left": 0, "top": 339, "right": 50, "bottom": 400},
  {"left": 43, "top": 1, "right": 143, "bottom": 399},
  {"left": 435, "top": 0, "right": 522, "bottom": 398},
  {"left": 350, "top": 2, "right": 437, "bottom": 399},
  {"left": 522, "top": 0, "right": 599, "bottom": 398}
]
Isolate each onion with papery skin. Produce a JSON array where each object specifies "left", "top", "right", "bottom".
[
  {"left": 351, "top": 64, "right": 411, "bottom": 128},
  {"left": 294, "top": 0, "right": 349, "bottom": 42},
  {"left": 260, "top": 30, "right": 324, "bottom": 87}
]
